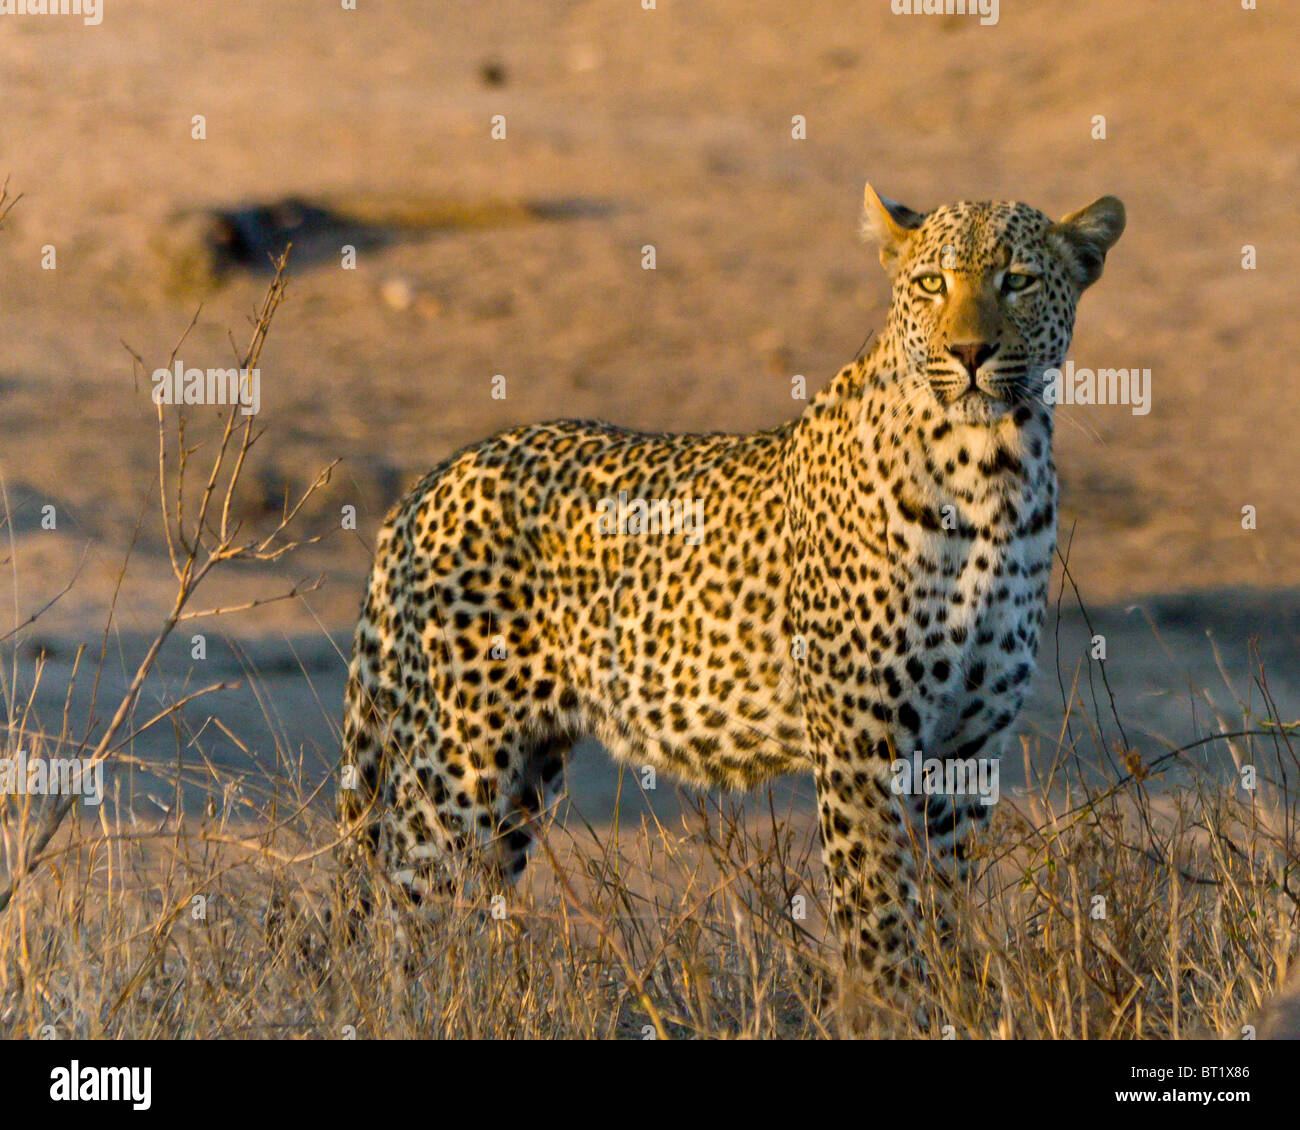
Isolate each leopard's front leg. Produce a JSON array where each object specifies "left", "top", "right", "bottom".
[
  {"left": 798, "top": 647, "right": 987, "bottom": 1035},
  {"left": 810, "top": 747, "right": 917, "bottom": 1029},
  {"left": 810, "top": 683, "right": 1021, "bottom": 1035}
]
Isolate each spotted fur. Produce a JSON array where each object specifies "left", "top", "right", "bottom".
[{"left": 339, "top": 184, "right": 1125, "bottom": 1018}]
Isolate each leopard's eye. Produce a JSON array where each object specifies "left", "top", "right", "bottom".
[
  {"left": 914, "top": 274, "right": 945, "bottom": 295},
  {"left": 1002, "top": 271, "right": 1038, "bottom": 294}
]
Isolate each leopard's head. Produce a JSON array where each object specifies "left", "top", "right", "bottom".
[{"left": 862, "top": 186, "right": 1125, "bottom": 426}]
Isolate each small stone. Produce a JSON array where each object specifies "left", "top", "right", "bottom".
[
  {"left": 480, "top": 60, "right": 507, "bottom": 87},
  {"left": 569, "top": 44, "right": 602, "bottom": 74},
  {"left": 381, "top": 277, "right": 413, "bottom": 311}
]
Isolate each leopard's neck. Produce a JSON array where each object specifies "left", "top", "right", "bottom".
[{"left": 790, "top": 342, "right": 1056, "bottom": 535}]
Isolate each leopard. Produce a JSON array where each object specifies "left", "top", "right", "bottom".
[{"left": 338, "top": 183, "right": 1125, "bottom": 1026}]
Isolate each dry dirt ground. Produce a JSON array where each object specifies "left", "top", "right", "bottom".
[{"left": 0, "top": 0, "right": 1297, "bottom": 818}]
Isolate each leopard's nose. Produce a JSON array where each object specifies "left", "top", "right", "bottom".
[{"left": 947, "top": 341, "right": 997, "bottom": 379}]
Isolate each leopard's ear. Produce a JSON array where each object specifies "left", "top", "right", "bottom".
[
  {"left": 861, "top": 184, "right": 925, "bottom": 276},
  {"left": 1048, "top": 196, "right": 1125, "bottom": 288}
]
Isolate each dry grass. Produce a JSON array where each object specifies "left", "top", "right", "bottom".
[
  {"left": 0, "top": 741, "right": 1296, "bottom": 1039},
  {"left": 1, "top": 230, "right": 1296, "bottom": 1041}
]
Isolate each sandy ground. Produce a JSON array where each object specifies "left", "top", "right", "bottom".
[{"left": 0, "top": 0, "right": 1298, "bottom": 819}]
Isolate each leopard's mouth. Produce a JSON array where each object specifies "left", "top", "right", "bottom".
[
  {"left": 942, "top": 384, "right": 1013, "bottom": 424},
  {"left": 929, "top": 377, "right": 1002, "bottom": 405},
  {"left": 931, "top": 370, "right": 1040, "bottom": 417}
]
